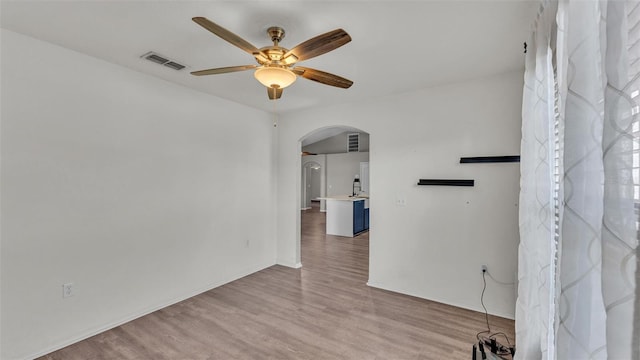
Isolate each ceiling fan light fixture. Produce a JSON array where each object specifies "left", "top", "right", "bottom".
[
  {"left": 190, "top": 18, "right": 353, "bottom": 99},
  {"left": 254, "top": 66, "right": 297, "bottom": 89}
]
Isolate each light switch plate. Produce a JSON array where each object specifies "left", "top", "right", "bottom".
[{"left": 62, "top": 283, "right": 74, "bottom": 298}]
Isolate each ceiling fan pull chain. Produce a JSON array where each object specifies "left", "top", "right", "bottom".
[{"left": 273, "top": 99, "right": 278, "bottom": 127}]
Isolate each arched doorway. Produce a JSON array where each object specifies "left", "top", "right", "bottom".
[{"left": 298, "top": 126, "right": 370, "bottom": 268}]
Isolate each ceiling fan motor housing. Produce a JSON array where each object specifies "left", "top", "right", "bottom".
[{"left": 258, "top": 47, "right": 288, "bottom": 64}]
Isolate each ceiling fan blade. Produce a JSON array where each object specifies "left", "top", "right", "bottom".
[
  {"left": 293, "top": 67, "right": 353, "bottom": 89},
  {"left": 283, "top": 29, "right": 351, "bottom": 63},
  {"left": 267, "top": 87, "right": 283, "bottom": 100},
  {"left": 191, "top": 65, "right": 257, "bottom": 76},
  {"left": 192, "top": 17, "right": 260, "bottom": 55}
]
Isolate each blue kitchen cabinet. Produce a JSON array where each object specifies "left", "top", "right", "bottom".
[
  {"left": 364, "top": 208, "right": 369, "bottom": 230},
  {"left": 353, "top": 200, "right": 365, "bottom": 234}
]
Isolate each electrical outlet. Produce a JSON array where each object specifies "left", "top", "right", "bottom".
[
  {"left": 481, "top": 265, "right": 488, "bottom": 273},
  {"left": 396, "top": 198, "right": 406, "bottom": 206},
  {"left": 62, "top": 283, "right": 74, "bottom": 298}
]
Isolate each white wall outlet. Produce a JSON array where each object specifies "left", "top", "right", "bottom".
[
  {"left": 481, "top": 265, "right": 488, "bottom": 273},
  {"left": 396, "top": 198, "right": 406, "bottom": 206},
  {"left": 62, "top": 283, "right": 74, "bottom": 298}
]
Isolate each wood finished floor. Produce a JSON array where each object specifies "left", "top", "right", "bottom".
[{"left": 40, "top": 202, "right": 514, "bottom": 359}]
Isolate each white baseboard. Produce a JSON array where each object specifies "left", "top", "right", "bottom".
[
  {"left": 277, "top": 260, "right": 302, "bottom": 269},
  {"left": 366, "top": 280, "right": 515, "bottom": 320},
  {"left": 26, "top": 260, "right": 275, "bottom": 360},
  {"left": 301, "top": 207, "right": 311, "bottom": 211}
]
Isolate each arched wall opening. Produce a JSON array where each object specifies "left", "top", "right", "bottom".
[{"left": 297, "top": 125, "right": 371, "bottom": 269}]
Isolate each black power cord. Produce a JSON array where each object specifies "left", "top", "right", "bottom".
[
  {"left": 476, "top": 269, "right": 491, "bottom": 342},
  {"left": 481, "top": 269, "right": 491, "bottom": 333},
  {"left": 475, "top": 267, "right": 516, "bottom": 358}
]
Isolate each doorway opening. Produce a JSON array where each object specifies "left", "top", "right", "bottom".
[
  {"left": 301, "top": 161, "right": 322, "bottom": 210},
  {"left": 298, "top": 126, "right": 370, "bottom": 271}
]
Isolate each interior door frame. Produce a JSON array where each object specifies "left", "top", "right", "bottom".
[{"left": 301, "top": 160, "right": 321, "bottom": 210}]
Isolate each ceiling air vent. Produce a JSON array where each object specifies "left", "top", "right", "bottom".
[
  {"left": 164, "top": 61, "right": 186, "bottom": 70},
  {"left": 141, "top": 51, "right": 187, "bottom": 71},
  {"left": 347, "top": 133, "right": 359, "bottom": 152}
]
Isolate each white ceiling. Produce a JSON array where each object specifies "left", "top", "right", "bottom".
[{"left": 0, "top": 1, "right": 538, "bottom": 115}]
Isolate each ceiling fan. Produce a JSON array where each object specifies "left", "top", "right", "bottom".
[{"left": 190, "top": 17, "right": 354, "bottom": 100}]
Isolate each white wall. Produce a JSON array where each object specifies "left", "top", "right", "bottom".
[
  {"left": 326, "top": 152, "right": 370, "bottom": 197},
  {"left": 1, "top": 30, "right": 277, "bottom": 359},
  {"left": 276, "top": 71, "right": 522, "bottom": 319}
]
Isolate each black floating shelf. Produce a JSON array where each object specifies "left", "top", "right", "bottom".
[
  {"left": 418, "top": 179, "right": 474, "bottom": 187},
  {"left": 459, "top": 155, "right": 520, "bottom": 163}
]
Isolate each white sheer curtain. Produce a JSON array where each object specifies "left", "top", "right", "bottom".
[
  {"left": 517, "top": 1, "right": 640, "bottom": 359},
  {"left": 517, "top": 2, "right": 558, "bottom": 358}
]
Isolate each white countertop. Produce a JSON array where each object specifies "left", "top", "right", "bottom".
[{"left": 322, "top": 195, "right": 369, "bottom": 201}]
